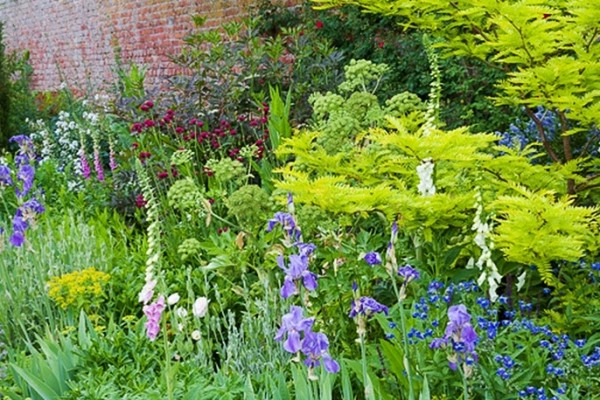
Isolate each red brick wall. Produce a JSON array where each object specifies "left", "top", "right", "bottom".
[{"left": 0, "top": 0, "right": 290, "bottom": 91}]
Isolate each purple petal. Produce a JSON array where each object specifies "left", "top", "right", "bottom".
[
  {"left": 448, "top": 304, "right": 471, "bottom": 325},
  {"left": 323, "top": 354, "right": 340, "bottom": 373},
  {"left": 284, "top": 330, "right": 302, "bottom": 353},
  {"left": 302, "top": 272, "right": 318, "bottom": 291},
  {"left": 9, "top": 231, "right": 25, "bottom": 247},
  {"left": 281, "top": 277, "right": 297, "bottom": 299}
]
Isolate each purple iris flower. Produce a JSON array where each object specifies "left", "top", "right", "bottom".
[
  {"left": 22, "top": 198, "right": 45, "bottom": 215},
  {"left": 297, "top": 242, "right": 316, "bottom": 257},
  {"left": 267, "top": 212, "right": 301, "bottom": 240},
  {"left": 349, "top": 296, "right": 389, "bottom": 318},
  {"left": 364, "top": 252, "right": 382, "bottom": 266},
  {"left": 277, "top": 254, "right": 318, "bottom": 299},
  {"left": 0, "top": 165, "right": 12, "bottom": 186},
  {"left": 430, "top": 304, "right": 479, "bottom": 369},
  {"left": 15, "top": 164, "right": 35, "bottom": 198},
  {"left": 9, "top": 230, "right": 25, "bottom": 247},
  {"left": 398, "top": 265, "right": 420, "bottom": 282},
  {"left": 274, "top": 305, "right": 315, "bottom": 353},
  {"left": 302, "top": 330, "right": 340, "bottom": 373},
  {"left": 9, "top": 135, "right": 33, "bottom": 147}
]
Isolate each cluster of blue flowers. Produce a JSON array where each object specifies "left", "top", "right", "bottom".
[
  {"left": 0, "top": 135, "right": 45, "bottom": 248},
  {"left": 497, "top": 106, "right": 600, "bottom": 157},
  {"left": 269, "top": 195, "right": 339, "bottom": 376}
]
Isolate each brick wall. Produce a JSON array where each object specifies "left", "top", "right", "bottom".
[{"left": 0, "top": 0, "right": 290, "bottom": 92}]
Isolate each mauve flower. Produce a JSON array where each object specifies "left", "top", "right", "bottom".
[
  {"left": 80, "top": 152, "right": 91, "bottom": 179},
  {"left": 364, "top": 252, "right": 382, "bottom": 266},
  {"left": 109, "top": 148, "right": 118, "bottom": 171},
  {"left": 138, "top": 279, "right": 157, "bottom": 304},
  {"left": 143, "top": 296, "right": 165, "bottom": 341},
  {"left": 274, "top": 305, "right": 314, "bottom": 353},
  {"left": 93, "top": 149, "right": 104, "bottom": 182}
]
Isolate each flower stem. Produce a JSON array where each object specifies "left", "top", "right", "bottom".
[
  {"left": 461, "top": 365, "right": 469, "bottom": 400},
  {"left": 398, "top": 297, "right": 415, "bottom": 400},
  {"left": 359, "top": 332, "right": 375, "bottom": 400},
  {"left": 162, "top": 317, "right": 174, "bottom": 400}
]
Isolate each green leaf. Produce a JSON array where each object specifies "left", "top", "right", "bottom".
[{"left": 10, "top": 365, "right": 60, "bottom": 400}]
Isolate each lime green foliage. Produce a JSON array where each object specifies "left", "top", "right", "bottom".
[
  {"left": 312, "top": 0, "right": 600, "bottom": 194},
  {"left": 493, "top": 188, "right": 597, "bottom": 285},
  {"left": 278, "top": 87, "right": 598, "bottom": 286},
  {"left": 227, "top": 184, "right": 272, "bottom": 229},
  {"left": 47, "top": 267, "right": 110, "bottom": 310}
]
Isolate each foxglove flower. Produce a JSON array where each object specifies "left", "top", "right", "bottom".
[
  {"left": 138, "top": 278, "right": 157, "bottom": 304},
  {"left": 277, "top": 254, "right": 318, "bottom": 299},
  {"left": 275, "top": 305, "right": 315, "bottom": 353},
  {"left": 416, "top": 158, "right": 435, "bottom": 196},
  {"left": 93, "top": 148, "right": 104, "bottom": 182},
  {"left": 80, "top": 151, "right": 91, "bottom": 179},
  {"left": 143, "top": 296, "right": 165, "bottom": 341}
]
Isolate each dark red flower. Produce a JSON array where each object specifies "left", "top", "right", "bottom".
[
  {"left": 144, "top": 119, "right": 156, "bottom": 128},
  {"left": 377, "top": 41, "right": 385, "bottom": 48},
  {"left": 132, "top": 142, "right": 139, "bottom": 149},
  {"left": 140, "top": 100, "right": 154, "bottom": 112},
  {"left": 135, "top": 194, "right": 147, "bottom": 208},
  {"left": 138, "top": 151, "right": 152, "bottom": 161},
  {"left": 157, "top": 171, "right": 169, "bottom": 180},
  {"left": 542, "top": 13, "right": 551, "bottom": 19},
  {"left": 131, "top": 122, "right": 144, "bottom": 134},
  {"left": 315, "top": 20, "right": 324, "bottom": 29},
  {"left": 175, "top": 126, "right": 184, "bottom": 134},
  {"left": 204, "top": 167, "right": 214, "bottom": 177}
]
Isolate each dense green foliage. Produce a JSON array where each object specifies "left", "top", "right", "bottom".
[{"left": 1, "top": 2, "right": 599, "bottom": 399}]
